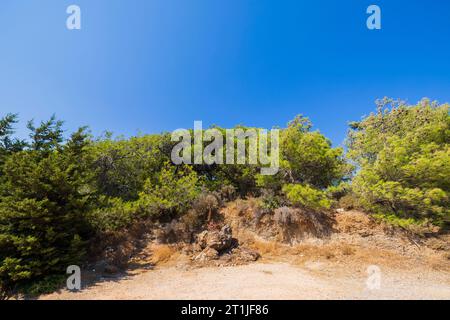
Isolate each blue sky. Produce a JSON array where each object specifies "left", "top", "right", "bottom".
[{"left": 0, "top": 0, "right": 449, "bottom": 146}]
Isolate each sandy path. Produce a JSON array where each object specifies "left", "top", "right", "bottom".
[{"left": 41, "top": 262, "right": 450, "bottom": 300}]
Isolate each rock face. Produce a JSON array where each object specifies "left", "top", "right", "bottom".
[
  {"left": 197, "top": 225, "right": 235, "bottom": 252},
  {"left": 233, "top": 247, "right": 260, "bottom": 262},
  {"left": 193, "top": 225, "right": 260, "bottom": 265},
  {"left": 193, "top": 247, "right": 219, "bottom": 262}
]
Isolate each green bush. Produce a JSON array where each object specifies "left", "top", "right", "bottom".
[
  {"left": 281, "top": 116, "right": 351, "bottom": 189},
  {"left": 0, "top": 123, "right": 93, "bottom": 295},
  {"left": 255, "top": 116, "right": 350, "bottom": 213},
  {"left": 17, "top": 274, "right": 66, "bottom": 297},
  {"left": 90, "top": 134, "right": 172, "bottom": 201},
  {"left": 282, "top": 184, "right": 333, "bottom": 210},
  {"left": 348, "top": 98, "right": 450, "bottom": 228},
  {"left": 326, "top": 182, "right": 351, "bottom": 200},
  {"left": 260, "top": 189, "right": 285, "bottom": 211},
  {"left": 86, "top": 197, "right": 135, "bottom": 233},
  {"left": 137, "top": 162, "right": 201, "bottom": 218}
]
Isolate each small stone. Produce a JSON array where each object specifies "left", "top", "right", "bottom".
[{"left": 237, "top": 247, "right": 261, "bottom": 262}]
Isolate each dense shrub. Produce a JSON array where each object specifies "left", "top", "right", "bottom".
[
  {"left": 86, "top": 197, "right": 136, "bottom": 233},
  {"left": 273, "top": 206, "right": 301, "bottom": 225},
  {"left": 281, "top": 116, "right": 351, "bottom": 188},
  {"left": 90, "top": 134, "right": 172, "bottom": 201},
  {"left": 348, "top": 98, "right": 450, "bottom": 228},
  {"left": 137, "top": 162, "right": 200, "bottom": 219},
  {"left": 338, "top": 194, "right": 359, "bottom": 210},
  {"left": 260, "top": 189, "right": 286, "bottom": 211},
  {"left": 282, "top": 184, "right": 333, "bottom": 210},
  {"left": 256, "top": 115, "right": 350, "bottom": 211},
  {"left": 192, "top": 192, "right": 220, "bottom": 221},
  {"left": 0, "top": 122, "right": 93, "bottom": 295}
]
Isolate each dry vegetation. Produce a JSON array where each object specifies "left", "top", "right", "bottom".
[
  {"left": 218, "top": 200, "right": 450, "bottom": 277},
  {"left": 149, "top": 244, "right": 179, "bottom": 265},
  {"left": 100, "top": 199, "right": 449, "bottom": 284}
]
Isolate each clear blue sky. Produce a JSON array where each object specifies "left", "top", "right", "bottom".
[{"left": 1, "top": 0, "right": 449, "bottom": 146}]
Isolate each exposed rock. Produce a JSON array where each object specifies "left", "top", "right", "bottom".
[
  {"left": 197, "top": 225, "right": 234, "bottom": 252},
  {"left": 234, "top": 247, "right": 260, "bottom": 262},
  {"left": 193, "top": 224, "right": 260, "bottom": 265},
  {"left": 196, "top": 230, "right": 209, "bottom": 249},
  {"left": 193, "top": 247, "right": 219, "bottom": 262}
]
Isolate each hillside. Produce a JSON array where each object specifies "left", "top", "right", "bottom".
[
  {"left": 1, "top": 99, "right": 448, "bottom": 299},
  {"left": 40, "top": 206, "right": 450, "bottom": 300}
]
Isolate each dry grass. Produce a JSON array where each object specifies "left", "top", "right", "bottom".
[
  {"left": 222, "top": 204, "right": 450, "bottom": 278},
  {"left": 250, "top": 239, "right": 286, "bottom": 256},
  {"left": 150, "top": 244, "right": 178, "bottom": 265},
  {"left": 227, "top": 198, "right": 261, "bottom": 220},
  {"left": 293, "top": 242, "right": 408, "bottom": 265},
  {"left": 426, "top": 236, "right": 450, "bottom": 252},
  {"left": 334, "top": 210, "right": 377, "bottom": 235},
  {"left": 246, "top": 235, "right": 422, "bottom": 274},
  {"left": 425, "top": 252, "right": 450, "bottom": 272}
]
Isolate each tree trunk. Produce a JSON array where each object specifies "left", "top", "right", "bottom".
[{"left": 207, "top": 208, "right": 212, "bottom": 222}]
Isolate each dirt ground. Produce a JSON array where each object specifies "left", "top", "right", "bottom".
[{"left": 41, "top": 261, "right": 450, "bottom": 300}]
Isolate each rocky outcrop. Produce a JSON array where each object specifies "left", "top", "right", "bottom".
[
  {"left": 193, "top": 225, "right": 260, "bottom": 265},
  {"left": 193, "top": 247, "right": 219, "bottom": 262},
  {"left": 197, "top": 225, "right": 235, "bottom": 252}
]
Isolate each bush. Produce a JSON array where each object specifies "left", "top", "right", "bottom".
[
  {"left": 90, "top": 134, "right": 172, "bottom": 201},
  {"left": 255, "top": 115, "right": 351, "bottom": 201},
  {"left": 181, "top": 209, "right": 204, "bottom": 230},
  {"left": 338, "top": 194, "right": 359, "bottom": 210},
  {"left": 280, "top": 116, "right": 351, "bottom": 189},
  {"left": 348, "top": 98, "right": 450, "bottom": 228},
  {"left": 86, "top": 197, "right": 135, "bottom": 233},
  {"left": 326, "top": 182, "right": 351, "bottom": 200},
  {"left": 218, "top": 185, "right": 236, "bottom": 202},
  {"left": 137, "top": 162, "right": 200, "bottom": 219},
  {"left": 16, "top": 274, "right": 66, "bottom": 297},
  {"left": 0, "top": 126, "right": 93, "bottom": 295},
  {"left": 273, "top": 206, "right": 301, "bottom": 225},
  {"left": 282, "top": 184, "right": 333, "bottom": 210},
  {"left": 192, "top": 192, "right": 220, "bottom": 222},
  {"left": 260, "top": 189, "right": 285, "bottom": 211}
]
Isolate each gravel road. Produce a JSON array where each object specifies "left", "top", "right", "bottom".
[{"left": 41, "top": 262, "right": 450, "bottom": 300}]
